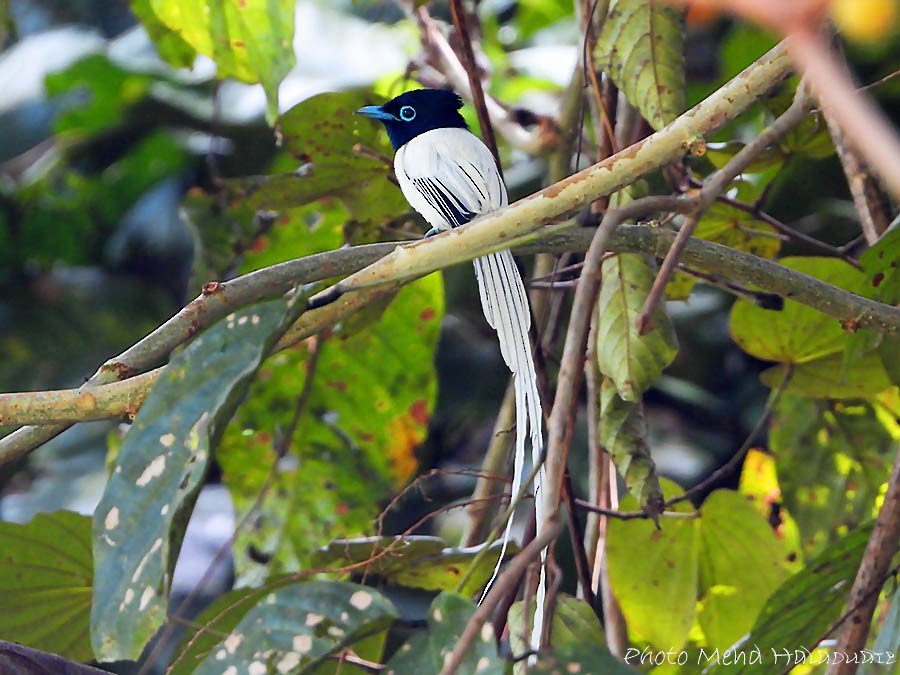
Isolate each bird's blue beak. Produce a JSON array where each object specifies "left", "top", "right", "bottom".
[{"left": 356, "top": 105, "right": 397, "bottom": 121}]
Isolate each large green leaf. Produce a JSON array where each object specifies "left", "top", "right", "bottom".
[
  {"left": 697, "top": 491, "right": 791, "bottom": 651},
  {"left": 130, "top": 0, "right": 196, "bottom": 67},
  {"left": 595, "top": 254, "right": 679, "bottom": 401},
  {"left": 760, "top": 351, "right": 893, "bottom": 399},
  {"left": 606, "top": 481, "right": 699, "bottom": 650},
  {"left": 143, "top": 0, "right": 296, "bottom": 122},
  {"left": 385, "top": 592, "right": 504, "bottom": 675},
  {"left": 91, "top": 292, "right": 306, "bottom": 661},
  {"left": 693, "top": 202, "right": 782, "bottom": 259},
  {"left": 595, "top": 0, "right": 685, "bottom": 130},
  {"left": 0, "top": 512, "right": 93, "bottom": 662},
  {"left": 311, "top": 536, "right": 515, "bottom": 597},
  {"left": 770, "top": 396, "right": 894, "bottom": 556},
  {"left": 730, "top": 257, "right": 869, "bottom": 365},
  {"left": 226, "top": 90, "right": 406, "bottom": 233},
  {"left": 193, "top": 581, "right": 396, "bottom": 674},
  {"left": 708, "top": 527, "right": 871, "bottom": 674},
  {"left": 219, "top": 274, "right": 444, "bottom": 585},
  {"left": 598, "top": 377, "right": 664, "bottom": 517}
]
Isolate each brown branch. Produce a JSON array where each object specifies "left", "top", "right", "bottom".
[
  {"left": 448, "top": 0, "right": 501, "bottom": 172},
  {"left": 438, "top": 516, "right": 562, "bottom": 675},
  {"left": 827, "top": 441, "right": 900, "bottom": 675}
]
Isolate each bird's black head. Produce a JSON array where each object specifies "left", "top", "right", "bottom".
[{"left": 356, "top": 89, "right": 468, "bottom": 150}]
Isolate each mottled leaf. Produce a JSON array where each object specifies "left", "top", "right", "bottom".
[
  {"left": 193, "top": 582, "right": 396, "bottom": 674},
  {"left": 770, "top": 396, "right": 893, "bottom": 555},
  {"left": 0, "top": 512, "right": 93, "bottom": 662},
  {"left": 595, "top": 0, "right": 685, "bottom": 129},
  {"left": 219, "top": 274, "right": 443, "bottom": 585},
  {"left": 708, "top": 527, "right": 870, "bottom": 674},
  {"left": 861, "top": 226, "right": 900, "bottom": 305},
  {"left": 146, "top": 0, "right": 296, "bottom": 122},
  {"left": 92, "top": 293, "right": 306, "bottom": 661},
  {"left": 385, "top": 593, "right": 504, "bottom": 675},
  {"left": 596, "top": 254, "right": 679, "bottom": 401},
  {"left": 311, "top": 536, "right": 516, "bottom": 597},
  {"left": 598, "top": 377, "right": 664, "bottom": 517}
]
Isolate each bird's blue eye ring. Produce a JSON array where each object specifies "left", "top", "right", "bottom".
[{"left": 399, "top": 105, "right": 416, "bottom": 121}]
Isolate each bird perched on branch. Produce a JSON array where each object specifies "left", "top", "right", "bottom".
[{"left": 357, "top": 88, "right": 548, "bottom": 653}]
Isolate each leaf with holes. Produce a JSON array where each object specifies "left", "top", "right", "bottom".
[
  {"left": 595, "top": 0, "right": 685, "bottom": 130},
  {"left": 144, "top": 0, "right": 295, "bottom": 122},
  {"left": 219, "top": 274, "right": 443, "bottom": 586},
  {"left": 385, "top": 593, "right": 504, "bottom": 675},
  {"left": 91, "top": 293, "right": 305, "bottom": 661},
  {"left": 193, "top": 581, "right": 396, "bottom": 674},
  {"left": 596, "top": 254, "right": 679, "bottom": 401},
  {"left": 730, "top": 257, "right": 870, "bottom": 365},
  {"left": 0, "top": 512, "right": 93, "bottom": 662}
]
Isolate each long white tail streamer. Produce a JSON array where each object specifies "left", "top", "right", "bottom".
[{"left": 473, "top": 250, "right": 548, "bottom": 652}]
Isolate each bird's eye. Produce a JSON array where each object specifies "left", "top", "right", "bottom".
[{"left": 399, "top": 105, "right": 416, "bottom": 121}]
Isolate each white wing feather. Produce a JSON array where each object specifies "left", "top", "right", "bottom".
[{"left": 395, "top": 128, "right": 548, "bottom": 652}]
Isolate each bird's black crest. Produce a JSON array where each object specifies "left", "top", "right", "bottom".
[{"left": 359, "top": 88, "right": 468, "bottom": 150}]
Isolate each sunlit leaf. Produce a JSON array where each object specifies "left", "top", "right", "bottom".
[
  {"left": 595, "top": 0, "right": 685, "bottom": 129},
  {"left": 146, "top": 0, "right": 296, "bottom": 122},
  {"left": 0, "top": 512, "right": 93, "bottom": 662},
  {"left": 385, "top": 593, "right": 504, "bottom": 674},
  {"left": 693, "top": 202, "right": 782, "bottom": 259},
  {"left": 761, "top": 351, "right": 892, "bottom": 399},
  {"left": 91, "top": 293, "right": 305, "bottom": 661},
  {"left": 607, "top": 480, "right": 699, "bottom": 650},
  {"left": 697, "top": 491, "right": 791, "bottom": 651},
  {"left": 598, "top": 377, "right": 664, "bottom": 517},
  {"left": 130, "top": 0, "right": 197, "bottom": 67},
  {"left": 193, "top": 582, "right": 396, "bottom": 674},
  {"left": 596, "top": 254, "right": 679, "bottom": 401},
  {"left": 219, "top": 274, "right": 444, "bottom": 585},
  {"left": 770, "top": 396, "right": 893, "bottom": 555},
  {"left": 730, "top": 257, "right": 869, "bottom": 364},
  {"left": 707, "top": 527, "right": 870, "bottom": 674}
]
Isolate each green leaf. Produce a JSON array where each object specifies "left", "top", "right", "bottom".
[
  {"left": 595, "top": 0, "right": 685, "bottom": 130},
  {"left": 596, "top": 254, "right": 679, "bottom": 401},
  {"left": 697, "top": 491, "right": 791, "bottom": 651},
  {"left": 598, "top": 377, "right": 664, "bottom": 517},
  {"left": 385, "top": 593, "right": 504, "bottom": 675},
  {"left": 130, "top": 0, "right": 196, "bottom": 67},
  {"left": 705, "top": 141, "right": 786, "bottom": 174},
  {"left": 693, "top": 202, "right": 781, "bottom": 259},
  {"left": 219, "top": 275, "right": 443, "bottom": 585},
  {"left": 760, "top": 351, "right": 892, "bottom": 399},
  {"left": 730, "top": 256, "right": 869, "bottom": 364},
  {"left": 91, "top": 293, "right": 305, "bottom": 661},
  {"left": 770, "top": 396, "right": 894, "bottom": 555},
  {"left": 193, "top": 581, "right": 397, "bottom": 674},
  {"left": 606, "top": 480, "right": 699, "bottom": 650},
  {"left": 861, "top": 226, "right": 900, "bottom": 305},
  {"left": 311, "top": 536, "right": 516, "bottom": 597},
  {"left": 0, "top": 512, "right": 93, "bottom": 662},
  {"left": 226, "top": 90, "right": 406, "bottom": 231},
  {"left": 708, "top": 527, "right": 870, "bottom": 674},
  {"left": 146, "top": 0, "right": 296, "bottom": 122}
]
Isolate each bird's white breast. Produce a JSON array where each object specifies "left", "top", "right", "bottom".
[{"left": 394, "top": 127, "right": 507, "bottom": 231}]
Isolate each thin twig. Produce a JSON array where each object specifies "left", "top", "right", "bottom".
[{"left": 439, "top": 517, "right": 562, "bottom": 675}]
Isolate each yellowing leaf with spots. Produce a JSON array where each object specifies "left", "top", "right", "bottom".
[
  {"left": 0, "top": 512, "right": 94, "bottom": 663},
  {"left": 91, "top": 293, "right": 306, "bottom": 661},
  {"left": 218, "top": 273, "right": 444, "bottom": 585},
  {"left": 142, "top": 0, "right": 296, "bottom": 122},
  {"left": 191, "top": 581, "right": 396, "bottom": 674}
]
